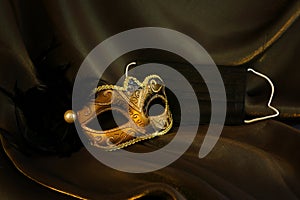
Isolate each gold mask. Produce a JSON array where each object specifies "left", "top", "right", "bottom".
[{"left": 68, "top": 74, "right": 173, "bottom": 151}]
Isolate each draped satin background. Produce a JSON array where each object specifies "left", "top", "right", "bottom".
[{"left": 0, "top": 0, "right": 300, "bottom": 199}]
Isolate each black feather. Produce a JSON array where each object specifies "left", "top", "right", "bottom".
[{"left": 0, "top": 38, "right": 82, "bottom": 156}]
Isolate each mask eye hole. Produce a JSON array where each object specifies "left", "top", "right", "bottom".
[
  {"left": 86, "top": 109, "right": 129, "bottom": 131},
  {"left": 147, "top": 97, "right": 166, "bottom": 117}
]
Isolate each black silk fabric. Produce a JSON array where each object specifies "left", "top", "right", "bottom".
[{"left": 1, "top": 0, "right": 300, "bottom": 199}]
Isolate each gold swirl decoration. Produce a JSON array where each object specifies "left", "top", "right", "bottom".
[{"left": 67, "top": 75, "right": 173, "bottom": 151}]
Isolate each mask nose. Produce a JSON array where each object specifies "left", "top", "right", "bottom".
[{"left": 128, "top": 106, "right": 150, "bottom": 127}]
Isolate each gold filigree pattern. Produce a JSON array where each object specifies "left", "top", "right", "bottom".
[{"left": 76, "top": 75, "right": 173, "bottom": 151}]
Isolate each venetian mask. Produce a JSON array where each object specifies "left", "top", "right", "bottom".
[{"left": 72, "top": 74, "right": 173, "bottom": 150}]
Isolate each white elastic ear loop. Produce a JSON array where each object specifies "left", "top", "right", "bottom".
[
  {"left": 125, "top": 62, "right": 137, "bottom": 78},
  {"left": 244, "top": 68, "right": 280, "bottom": 123}
]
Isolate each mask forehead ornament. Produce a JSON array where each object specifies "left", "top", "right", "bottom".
[{"left": 65, "top": 63, "right": 173, "bottom": 151}]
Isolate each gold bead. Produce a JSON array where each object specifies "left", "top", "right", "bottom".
[{"left": 64, "top": 110, "right": 76, "bottom": 123}]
